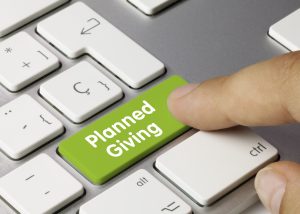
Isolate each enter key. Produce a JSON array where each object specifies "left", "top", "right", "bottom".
[{"left": 58, "top": 76, "right": 190, "bottom": 184}]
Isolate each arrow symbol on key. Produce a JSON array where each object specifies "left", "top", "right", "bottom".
[{"left": 81, "top": 18, "right": 100, "bottom": 35}]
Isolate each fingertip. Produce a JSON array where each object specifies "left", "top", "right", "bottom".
[
  {"left": 169, "top": 83, "right": 199, "bottom": 101},
  {"left": 255, "top": 166, "right": 287, "bottom": 214},
  {"left": 168, "top": 83, "right": 199, "bottom": 117},
  {"left": 168, "top": 77, "right": 237, "bottom": 130},
  {"left": 265, "top": 161, "right": 300, "bottom": 181},
  {"left": 255, "top": 161, "right": 300, "bottom": 214}
]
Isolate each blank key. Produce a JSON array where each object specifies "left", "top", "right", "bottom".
[
  {"left": 37, "top": 2, "right": 165, "bottom": 89},
  {"left": 156, "top": 127, "right": 278, "bottom": 206},
  {"left": 0, "top": 0, "right": 69, "bottom": 37},
  {"left": 269, "top": 8, "right": 300, "bottom": 51},
  {"left": 128, "top": 0, "right": 181, "bottom": 15}
]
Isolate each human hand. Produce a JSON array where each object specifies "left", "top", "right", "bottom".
[{"left": 168, "top": 52, "right": 300, "bottom": 214}]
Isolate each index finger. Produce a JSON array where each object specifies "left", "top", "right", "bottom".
[{"left": 168, "top": 52, "right": 300, "bottom": 130}]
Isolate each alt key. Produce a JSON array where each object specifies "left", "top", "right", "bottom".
[{"left": 79, "top": 169, "right": 192, "bottom": 214}]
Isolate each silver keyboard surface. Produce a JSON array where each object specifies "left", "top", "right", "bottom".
[{"left": 0, "top": 0, "right": 300, "bottom": 213}]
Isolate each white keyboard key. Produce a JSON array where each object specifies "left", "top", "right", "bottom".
[
  {"left": 269, "top": 9, "right": 300, "bottom": 51},
  {"left": 0, "top": 95, "right": 64, "bottom": 159},
  {"left": 0, "top": 32, "right": 60, "bottom": 92},
  {"left": 79, "top": 169, "right": 192, "bottom": 214},
  {"left": 0, "top": 0, "right": 69, "bottom": 37},
  {"left": 156, "top": 127, "right": 278, "bottom": 206},
  {"left": 40, "top": 61, "right": 123, "bottom": 123},
  {"left": 129, "top": 0, "right": 180, "bottom": 15},
  {"left": 0, "top": 154, "right": 84, "bottom": 214},
  {"left": 37, "top": 2, "right": 165, "bottom": 89}
]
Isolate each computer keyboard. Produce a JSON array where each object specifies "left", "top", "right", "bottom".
[{"left": 0, "top": 0, "right": 297, "bottom": 213}]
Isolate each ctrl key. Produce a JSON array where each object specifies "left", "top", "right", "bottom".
[
  {"left": 156, "top": 127, "right": 279, "bottom": 206},
  {"left": 79, "top": 169, "right": 192, "bottom": 214}
]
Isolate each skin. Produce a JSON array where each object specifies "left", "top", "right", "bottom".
[{"left": 168, "top": 51, "right": 300, "bottom": 214}]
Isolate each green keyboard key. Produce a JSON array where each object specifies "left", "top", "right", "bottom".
[{"left": 58, "top": 76, "right": 190, "bottom": 184}]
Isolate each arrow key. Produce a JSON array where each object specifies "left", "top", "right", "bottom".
[{"left": 37, "top": 2, "right": 165, "bottom": 89}]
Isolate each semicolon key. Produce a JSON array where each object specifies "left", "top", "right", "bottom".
[{"left": 0, "top": 95, "right": 64, "bottom": 159}]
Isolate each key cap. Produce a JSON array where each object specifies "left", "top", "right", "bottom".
[
  {"left": 269, "top": 9, "right": 300, "bottom": 51},
  {"left": 156, "top": 127, "right": 278, "bottom": 206},
  {"left": 0, "top": 154, "right": 84, "bottom": 214},
  {"left": 40, "top": 61, "right": 123, "bottom": 123},
  {"left": 37, "top": 2, "right": 165, "bottom": 89},
  {"left": 0, "top": 32, "right": 60, "bottom": 92},
  {"left": 0, "top": 95, "right": 64, "bottom": 159},
  {"left": 128, "top": 0, "right": 180, "bottom": 15},
  {"left": 79, "top": 169, "right": 192, "bottom": 214},
  {"left": 58, "top": 76, "right": 189, "bottom": 184},
  {"left": 0, "top": 0, "right": 69, "bottom": 37}
]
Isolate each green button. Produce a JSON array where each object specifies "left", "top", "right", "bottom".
[{"left": 58, "top": 76, "right": 190, "bottom": 184}]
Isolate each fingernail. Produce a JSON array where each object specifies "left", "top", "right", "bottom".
[
  {"left": 255, "top": 167, "right": 287, "bottom": 214},
  {"left": 169, "top": 83, "right": 199, "bottom": 100}
]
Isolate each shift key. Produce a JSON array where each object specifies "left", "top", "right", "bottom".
[{"left": 58, "top": 76, "right": 190, "bottom": 184}]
